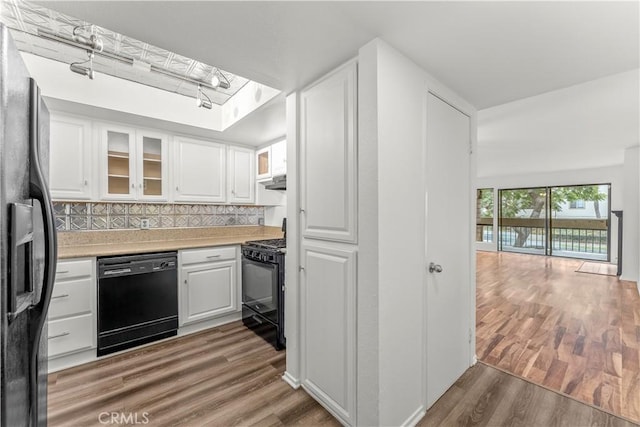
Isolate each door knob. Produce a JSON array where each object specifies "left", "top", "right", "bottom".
[{"left": 429, "top": 263, "right": 443, "bottom": 273}]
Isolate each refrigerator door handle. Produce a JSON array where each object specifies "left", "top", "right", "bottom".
[
  {"left": 7, "top": 203, "right": 35, "bottom": 323},
  {"left": 27, "top": 78, "right": 57, "bottom": 426}
]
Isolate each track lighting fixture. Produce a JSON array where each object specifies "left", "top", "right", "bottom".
[
  {"left": 72, "top": 25, "right": 103, "bottom": 52},
  {"left": 67, "top": 25, "right": 102, "bottom": 79},
  {"left": 70, "top": 50, "right": 95, "bottom": 79},
  {"left": 211, "top": 71, "right": 230, "bottom": 90},
  {"left": 196, "top": 84, "right": 213, "bottom": 109}
]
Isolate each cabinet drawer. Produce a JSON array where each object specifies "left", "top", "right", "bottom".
[
  {"left": 181, "top": 246, "right": 236, "bottom": 265},
  {"left": 48, "top": 314, "right": 94, "bottom": 358},
  {"left": 48, "top": 277, "right": 93, "bottom": 320},
  {"left": 56, "top": 259, "right": 93, "bottom": 281}
]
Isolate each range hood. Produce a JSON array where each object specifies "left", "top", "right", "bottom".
[{"left": 261, "top": 174, "right": 286, "bottom": 190}]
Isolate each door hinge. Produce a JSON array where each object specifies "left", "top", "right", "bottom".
[{"left": 469, "top": 328, "right": 473, "bottom": 344}]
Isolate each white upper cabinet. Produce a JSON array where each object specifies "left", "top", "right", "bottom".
[
  {"left": 227, "top": 146, "right": 255, "bottom": 204},
  {"left": 99, "top": 124, "right": 137, "bottom": 200},
  {"left": 49, "top": 115, "right": 93, "bottom": 200},
  {"left": 301, "top": 61, "right": 357, "bottom": 243},
  {"left": 173, "top": 136, "right": 226, "bottom": 203},
  {"left": 136, "top": 130, "right": 169, "bottom": 201},
  {"left": 98, "top": 124, "right": 169, "bottom": 201},
  {"left": 256, "top": 145, "right": 271, "bottom": 181},
  {"left": 271, "top": 139, "right": 287, "bottom": 176}
]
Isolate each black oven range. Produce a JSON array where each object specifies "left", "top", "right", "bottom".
[{"left": 241, "top": 238, "right": 286, "bottom": 350}]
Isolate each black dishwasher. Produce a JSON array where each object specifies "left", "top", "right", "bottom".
[{"left": 97, "top": 252, "right": 178, "bottom": 356}]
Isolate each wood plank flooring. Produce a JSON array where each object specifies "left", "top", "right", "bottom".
[
  {"left": 476, "top": 251, "right": 640, "bottom": 424},
  {"left": 47, "top": 321, "right": 340, "bottom": 427},
  {"left": 49, "top": 277, "right": 640, "bottom": 426},
  {"left": 577, "top": 261, "right": 618, "bottom": 276},
  {"left": 419, "top": 362, "right": 637, "bottom": 427}
]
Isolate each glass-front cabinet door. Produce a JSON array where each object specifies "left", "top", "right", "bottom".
[
  {"left": 100, "top": 125, "right": 168, "bottom": 201},
  {"left": 102, "top": 124, "right": 136, "bottom": 200},
  {"left": 137, "top": 131, "right": 168, "bottom": 201}
]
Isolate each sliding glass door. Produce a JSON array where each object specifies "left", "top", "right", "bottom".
[
  {"left": 476, "top": 188, "right": 494, "bottom": 243},
  {"left": 498, "top": 184, "right": 610, "bottom": 260},
  {"left": 498, "top": 187, "right": 548, "bottom": 255},
  {"left": 550, "top": 185, "right": 610, "bottom": 260}
]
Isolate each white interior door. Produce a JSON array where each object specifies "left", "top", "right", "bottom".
[{"left": 426, "top": 93, "right": 471, "bottom": 407}]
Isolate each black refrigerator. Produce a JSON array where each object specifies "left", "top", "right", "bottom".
[{"left": 0, "top": 24, "right": 56, "bottom": 426}]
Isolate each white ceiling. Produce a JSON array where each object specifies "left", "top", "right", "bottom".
[{"left": 36, "top": 1, "right": 639, "bottom": 110}]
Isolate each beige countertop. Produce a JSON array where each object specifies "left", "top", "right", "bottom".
[{"left": 57, "top": 226, "right": 284, "bottom": 259}]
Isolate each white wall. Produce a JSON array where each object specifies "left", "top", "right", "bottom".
[
  {"left": 478, "top": 69, "right": 639, "bottom": 178},
  {"left": 356, "top": 42, "right": 380, "bottom": 426},
  {"left": 220, "top": 80, "right": 280, "bottom": 131},
  {"left": 22, "top": 53, "right": 224, "bottom": 132},
  {"left": 374, "top": 40, "right": 426, "bottom": 426},
  {"left": 622, "top": 146, "right": 639, "bottom": 282},
  {"left": 358, "top": 39, "right": 476, "bottom": 426},
  {"left": 264, "top": 200, "right": 287, "bottom": 227}
]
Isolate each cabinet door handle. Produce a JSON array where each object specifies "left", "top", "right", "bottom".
[
  {"left": 176, "top": 186, "right": 179, "bottom": 192},
  {"left": 48, "top": 332, "right": 70, "bottom": 340},
  {"left": 184, "top": 279, "right": 187, "bottom": 284},
  {"left": 51, "top": 294, "right": 69, "bottom": 300},
  {"left": 84, "top": 180, "right": 88, "bottom": 186},
  {"left": 56, "top": 270, "right": 69, "bottom": 275},
  {"left": 139, "top": 183, "right": 143, "bottom": 189},
  {"left": 299, "top": 208, "right": 305, "bottom": 213},
  {"left": 131, "top": 183, "right": 135, "bottom": 189},
  {"left": 206, "top": 255, "right": 221, "bottom": 259}
]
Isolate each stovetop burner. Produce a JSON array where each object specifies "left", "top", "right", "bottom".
[{"left": 244, "top": 238, "right": 286, "bottom": 250}]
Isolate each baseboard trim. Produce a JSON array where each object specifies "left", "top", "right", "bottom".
[
  {"left": 282, "top": 371, "right": 300, "bottom": 389},
  {"left": 400, "top": 405, "right": 426, "bottom": 427}
]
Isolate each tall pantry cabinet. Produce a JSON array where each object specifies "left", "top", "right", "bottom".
[{"left": 299, "top": 61, "right": 357, "bottom": 425}]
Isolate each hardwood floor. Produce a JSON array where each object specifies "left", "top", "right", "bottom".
[
  {"left": 476, "top": 251, "right": 640, "bottom": 424},
  {"left": 49, "top": 274, "right": 640, "bottom": 427},
  {"left": 47, "top": 321, "right": 340, "bottom": 427},
  {"left": 420, "top": 362, "right": 637, "bottom": 427}
]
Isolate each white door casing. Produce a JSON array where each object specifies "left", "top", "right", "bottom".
[{"left": 425, "top": 92, "right": 472, "bottom": 408}]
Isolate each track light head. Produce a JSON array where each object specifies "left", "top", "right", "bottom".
[
  {"left": 211, "top": 74, "right": 230, "bottom": 90},
  {"left": 196, "top": 84, "right": 213, "bottom": 109},
  {"left": 196, "top": 98, "right": 212, "bottom": 109},
  {"left": 69, "top": 63, "right": 94, "bottom": 79}
]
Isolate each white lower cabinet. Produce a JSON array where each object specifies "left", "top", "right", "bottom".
[
  {"left": 47, "top": 258, "right": 96, "bottom": 360},
  {"left": 300, "top": 240, "right": 356, "bottom": 425},
  {"left": 48, "top": 314, "right": 94, "bottom": 358},
  {"left": 179, "top": 246, "right": 240, "bottom": 327}
]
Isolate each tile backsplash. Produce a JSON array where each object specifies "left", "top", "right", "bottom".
[{"left": 54, "top": 202, "right": 265, "bottom": 232}]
